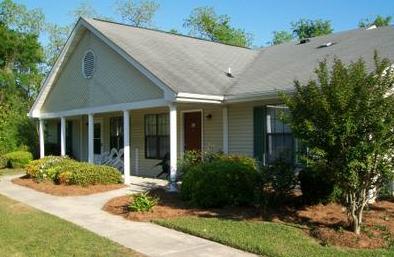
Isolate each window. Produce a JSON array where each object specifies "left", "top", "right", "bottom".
[
  {"left": 266, "top": 105, "right": 294, "bottom": 164},
  {"left": 110, "top": 117, "right": 123, "bottom": 150},
  {"left": 253, "top": 105, "right": 304, "bottom": 166},
  {"left": 145, "top": 113, "right": 169, "bottom": 159}
]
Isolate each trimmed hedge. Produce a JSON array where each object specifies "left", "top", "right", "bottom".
[
  {"left": 25, "top": 156, "right": 123, "bottom": 186},
  {"left": 3, "top": 151, "right": 33, "bottom": 168},
  {"left": 181, "top": 154, "right": 259, "bottom": 208}
]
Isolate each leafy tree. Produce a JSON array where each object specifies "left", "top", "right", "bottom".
[
  {"left": 282, "top": 53, "right": 394, "bottom": 234},
  {"left": 69, "top": 0, "right": 99, "bottom": 20},
  {"left": 45, "top": 0, "right": 110, "bottom": 70},
  {"left": 359, "top": 15, "right": 392, "bottom": 28},
  {"left": 269, "top": 30, "right": 293, "bottom": 45},
  {"left": 115, "top": 0, "right": 159, "bottom": 28},
  {"left": 184, "top": 7, "right": 253, "bottom": 47},
  {"left": 291, "top": 18, "right": 333, "bottom": 40},
  {"left": 0, "top": 0, "right": 45, "bottom": 34},
  {"left": 0, "top": 20, "right": 43, "bottom": 100},
  {"left": 0, "top": 1, "right": 44, "bottom": 156},
  {"left": 44, "top": 23, "right": 71, "bottom": 69}
]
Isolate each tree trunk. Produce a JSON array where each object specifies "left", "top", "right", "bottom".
[{"left": 348, "top": 189, "right": 367, "bottom": 235}]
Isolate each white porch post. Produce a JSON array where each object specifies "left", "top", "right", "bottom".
[
  {"left": 123, "top": 110, "right": 131, "bottom": 184},
  {"left": 169, "top": 104, "right": 178, "bottom": 191},
  {"left": 60, "top": 117, "right": 66, "bottom": 156},
  {"left": 223, "top": 106, "right": 229, "bottom": 154},
  {"left": 39, "top": 119, "right": 45, "bottom": 158},
  {"left": 88, "top": 114, "right": 94, "bottom": 163}
]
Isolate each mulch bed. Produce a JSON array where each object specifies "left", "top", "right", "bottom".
[
  {"left": 12, "top": 176, "right": 125, "bottom": 196},
  {"left": 103, "top": 187, "right": 394, "bottom": 249}
]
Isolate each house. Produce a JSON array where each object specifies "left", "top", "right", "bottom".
[{"left": 29, "top": 17, "right": 394, "bottom": 187}]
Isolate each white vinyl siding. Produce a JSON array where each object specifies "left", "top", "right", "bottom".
[
  {"left": 228, "top": 103, "right": 254, "bottom": 157},
  {"left": 41, "top": 31, "right": 163, "bottom": 114}
]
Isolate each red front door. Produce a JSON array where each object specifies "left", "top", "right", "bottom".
[{"left": 184, "top": 112, "right": 202, "bottom": 151}]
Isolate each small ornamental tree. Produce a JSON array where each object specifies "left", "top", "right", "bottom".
[{"left": 282, "top": 52, "right": 394, "bottom": 234}]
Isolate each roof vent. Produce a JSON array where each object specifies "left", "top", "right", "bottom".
[
  {"left": 299, "top": 38, "right": 310, "bottom": 44},
  {"left": 82, "top": 50, "right": 95, "bottom": 79},
  {"left": 226, "top": 67, "right": 234, "bottom": 78},
  {"left": 317, "top": 42, "right": 336, "bottom": 48}
]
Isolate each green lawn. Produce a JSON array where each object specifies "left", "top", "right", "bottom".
[
  {"left": 0, "top": 168, "right": 25, "bottom": 176},
  {"left": 155, "top": 217, "right": 393, "bottom": 257},
  {"left": 0, "top": 194, "right": 146, "bottom": 257}
]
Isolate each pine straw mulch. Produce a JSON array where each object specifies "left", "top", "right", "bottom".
[
  {"left": 103, "top": 187, "right": 394, "bottom": 249},
  {"left": 12, "top": 175, "right": 125, "bottom": 196}
]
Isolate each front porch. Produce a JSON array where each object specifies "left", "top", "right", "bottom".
[{"left": 38, "top": 103, "right": 229, "bottom": 186}]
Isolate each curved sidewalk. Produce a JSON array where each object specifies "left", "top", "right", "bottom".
[{"left": 0, "top": 175, "right": 257, "bottom": 257}]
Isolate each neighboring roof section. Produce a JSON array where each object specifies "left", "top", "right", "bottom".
[
  {"left": 86, "top": 18, "right": 257, "bottom": 96},
  {"left": 229, "top": 25, "right": 394, "bottom": 97}
]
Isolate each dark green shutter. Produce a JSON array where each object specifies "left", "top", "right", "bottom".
[{"left": 253, "top": 106, "right": 266, "bottom": 165}]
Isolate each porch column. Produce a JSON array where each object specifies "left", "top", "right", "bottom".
[
  {"left": 123, "top": 110, "right": 131, "bottom": 184},
  {"left": 169, "top": 104, "right": 178, "bottom": 191},
  {"left": 223, "top": 106, "right": 229, "bottom": 154},
  {"left": 88, "top": 114, "right": 94, "bottom": 163},
  {"left": 39, "top": 119, "right": 45, "bottom": 158},
  {"left": 60, "top": 117, "right": 66, "bottom": 156}
]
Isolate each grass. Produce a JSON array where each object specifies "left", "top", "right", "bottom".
[
  {"left": 155, "top": 217, "right": 393, "bottom": 257},
  {"left": 0, "top": 168, "right": 25, "bottom": 176},
  {"left": 0, "top": 194, "right": 146, "bottom": 257}
]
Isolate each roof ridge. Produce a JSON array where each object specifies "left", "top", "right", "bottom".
[{"left": 88, "top": 17, "right": 252, "bottom": 50}]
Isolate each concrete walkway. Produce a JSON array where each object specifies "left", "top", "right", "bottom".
[{"left": 0, "top": 175, "right": 257, "bottom": 257}]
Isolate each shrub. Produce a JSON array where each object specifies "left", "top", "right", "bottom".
[
  {"left": 3, "top": 151, "right": 33, "bottom": 168},
  {"left": 181, "top": 154, "right": 259, "bottom": 208},
  {"left": 26, "top": 156, "right": 70, "bottom": 181},
  {"left": 69, "top": 164, "right": 123, "bottom": 186},
  {"left": 58, "top": 171, "right": 73, "bottom": 185},
  {"left": 25, "top": 156, "right": 123, "bottom": 186},
  {"left": 262, "top": 158, "right": 298, "bottom": 197},
  {"left": 177, "top": 150, "right": 202, "bottom": 175},
  {"left": 298, "top": 164, "right": 342, "bottom": 204},
  {"left": 128, "top": 192, "right": 158, "bottom": 212}
]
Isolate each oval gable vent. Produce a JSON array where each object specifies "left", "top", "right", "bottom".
[{"left": 82, "top": 50, "right": 95, "bottom": 79}]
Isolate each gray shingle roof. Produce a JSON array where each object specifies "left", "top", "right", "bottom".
[
  {"left": 86, "top": 18, "right": 394, "bottom": 98},
  {"left": 86, "top": 18, "right": 257, "bottom": 96},
  {"left": 230, "top": 26, "right": 394, "bottom": 97}
]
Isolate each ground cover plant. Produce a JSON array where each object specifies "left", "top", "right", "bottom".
[
  {"left": 128, "top": 192, "right": 158, "bottom": 212},
  {"left": 0, "top": 194, "right": 146, "bottom": 257}
]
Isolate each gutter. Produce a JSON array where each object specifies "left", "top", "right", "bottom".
[{"left": 174, "top": 89, "right": 295, "bottom": 104}]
